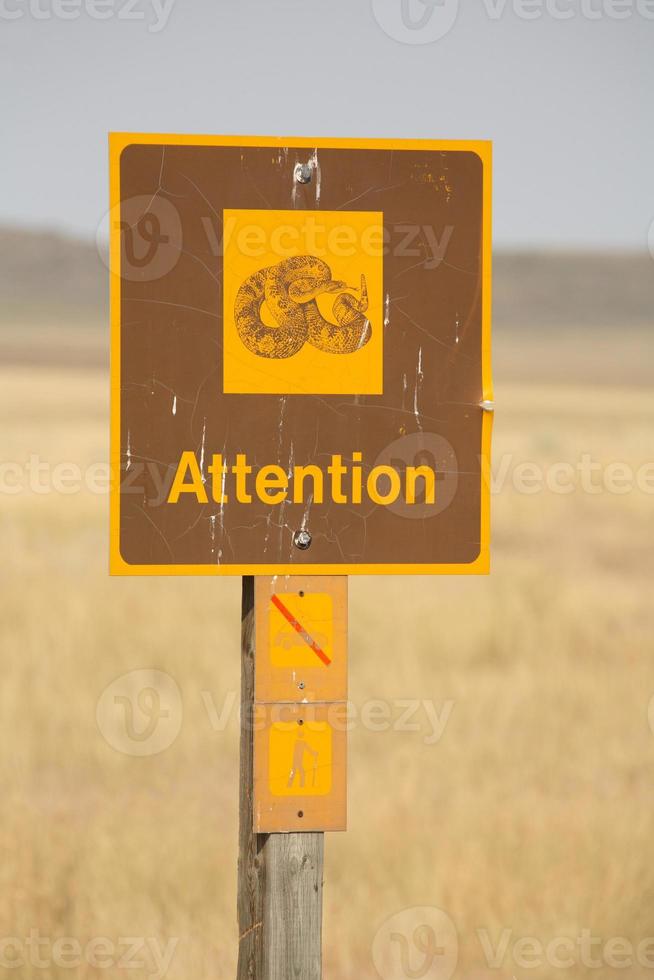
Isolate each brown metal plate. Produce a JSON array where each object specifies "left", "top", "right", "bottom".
[{"left": 109, "top": 134, "right": 492, "bottom": 575}]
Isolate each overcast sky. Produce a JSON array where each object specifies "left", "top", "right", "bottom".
[{"left": 1, "top": 0, "right": 652, "bottom": 248}]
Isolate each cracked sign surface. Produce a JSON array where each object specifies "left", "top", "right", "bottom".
[{"left": 109, "top": 134, "right": 492, "bottom": 575}]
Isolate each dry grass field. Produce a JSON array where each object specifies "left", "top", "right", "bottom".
[{"left": 1, "top": 323, "right": 653, "bottom": 979}]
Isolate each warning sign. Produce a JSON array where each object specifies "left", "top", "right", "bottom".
[
  {"left": 254, "top": 576, "right": 347, "bottom": 704},
  {"left": 109, "top": 134, "right": 492, "bottom": 575},
  {"left": 270, "top": 593, "right": 333, "bottom": 667},
  {"left": 254, "top": 703, "right": 346, "bottom": 833}
]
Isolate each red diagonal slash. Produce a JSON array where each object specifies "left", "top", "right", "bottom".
[{"left": 270, "top": 594, "right": 332, "bottom": 667}]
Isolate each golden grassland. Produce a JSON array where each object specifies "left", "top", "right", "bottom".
[{"left": 0, "top": 326, "right": 653, "bottom": 979}]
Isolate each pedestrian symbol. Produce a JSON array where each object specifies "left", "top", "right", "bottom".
[{"left": 268, "top": 721, "right": 332, "bottom": 797}]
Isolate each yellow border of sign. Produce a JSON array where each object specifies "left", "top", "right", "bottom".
[{"left": 109, "top": 133, "right": 493, "bottom": 577}]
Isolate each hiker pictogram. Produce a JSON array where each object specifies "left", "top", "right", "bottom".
[
  {"left": 287, "top": 728, "right": 320, "bottom": 789},
  {"left": 267, "top": 719, "right": 333, "bottom": 798}
]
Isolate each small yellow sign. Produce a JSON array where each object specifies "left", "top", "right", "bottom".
[
  {"left": 254, "top": 696, "right": 347, "bottom": 831},
  {"left": 222, "top": 208, "right": 384, "bottom": 395},
  {"left": 268, "top": 721, "right": 333, "bottom": 797},
  {"left": 255, "top": 576, "right": 348, "bottom": 707},
  {"left": 269, "top": 592, "right": 333, "bottom": 668}
]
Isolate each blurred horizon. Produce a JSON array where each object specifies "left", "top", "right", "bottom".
[
  {"left": 2, "top": 222, "right": 652, "bottom": 341},
  {"left": 7, "top": 218, "right": 653, "bottom": 255}
]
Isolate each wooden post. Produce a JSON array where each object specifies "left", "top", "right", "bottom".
[{"left": 238, "top": 576, "right": 324, "bottom": 980}]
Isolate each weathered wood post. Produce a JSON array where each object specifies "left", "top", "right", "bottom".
[{"left": 238, "top": 576, "right": 324, "bottom": 980}]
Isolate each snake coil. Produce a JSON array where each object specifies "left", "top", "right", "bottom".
[{"left": 234, "top": 255, "right": 371, "bottom": 359}]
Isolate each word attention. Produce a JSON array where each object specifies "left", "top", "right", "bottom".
[{"left": 167, "top": 452, "right": 437, "bottom": 507}]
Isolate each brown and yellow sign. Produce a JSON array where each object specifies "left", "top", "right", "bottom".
[{"left": 109, "top": 134, "right": 492, "bottom": 575}]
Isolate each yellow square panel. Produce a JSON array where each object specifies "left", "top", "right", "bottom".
[
  {"left": 269, "top": 592, "right": 333, "bottom": 668},
  {"left": 269, "top": 720, "right": 332, "bottom": 797},
  {"left": 222, "top": 208, "right": 384, "bottom": 395}
]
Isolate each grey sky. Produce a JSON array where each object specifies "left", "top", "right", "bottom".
[{"left": 1, "top": 0, "right": 652, "bottom": 248}]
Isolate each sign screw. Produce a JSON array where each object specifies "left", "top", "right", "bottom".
[
  {"left": 298, "top": 682, "right": 305, "bottom": 690},
  {"left": 293, "top": 529, "right": 312, "bottom": 550},
  {"left": 294, "top": 162, "right": 312, "bottom": 184}
]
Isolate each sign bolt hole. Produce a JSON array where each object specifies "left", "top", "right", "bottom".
[
  {"left": 293, "top": 530, "right": 312, "bottom": 551},
  {"left": 298, "top": 682, "right": 305, "bottom": 690},
  {"left": 298, "top": 718, "right": 304, "bottom": 726},
  {"left": 298, "top": 810, "right": 304, "bottom": 818}
]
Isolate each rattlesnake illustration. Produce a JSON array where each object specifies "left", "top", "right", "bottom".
[{"left": 234, "top": 255, "right": 371, "bottom": 359}]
